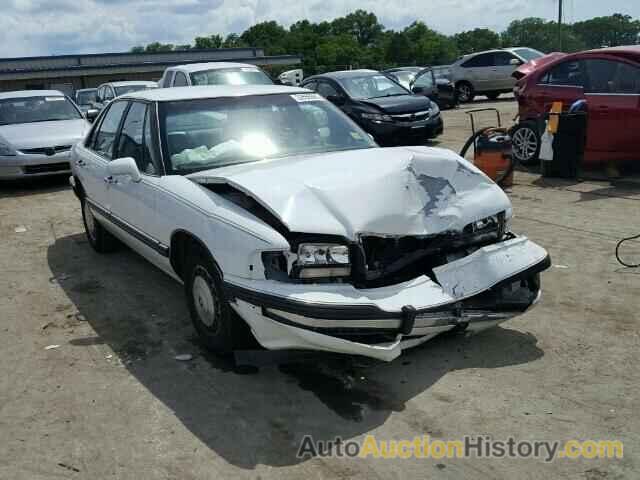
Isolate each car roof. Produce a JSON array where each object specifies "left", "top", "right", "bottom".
[
  {"left": 305, "top": 69, "right": 380, "bottom": 81},
  {"left": 75, "top": 88, "right": 96, "bottom": 92},
  {"left": 385, "top": 67, "right": 426, "bottom": 73},
  {"left": 166, "top": 62, "right": 262, "bottom": 73},
  {"left": 120, "top": 84, "right": 311, "bottom": 102},
  {"left": 102, "top": 81, "right": 157, "bottom": 87},
  {"left": 0, "top": 90, "right": 65, "bottom": 100},
  {"left": 582, "top": 45, "right": 640, "bottom": 61}
]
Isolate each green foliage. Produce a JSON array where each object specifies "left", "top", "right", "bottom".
[{"left": 131, "top": 11, "right": 639, "bottom": 70}]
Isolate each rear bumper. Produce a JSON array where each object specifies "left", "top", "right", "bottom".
[
  {"left": 0, "top": 151, "right": 71, "bottom": 179},
  {"left": 225, "top": 236, "right": 550, "bottom": 361}
]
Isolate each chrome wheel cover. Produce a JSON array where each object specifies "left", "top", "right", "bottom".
[
  {"left": 512, "top": 127, "right": 539, "bottom": 162},
  {"left": 192, "top": 271, "right": 218, "bottom": 330},
  {"left": 458, "top": 84, "right": 472, "bottom": 102}
]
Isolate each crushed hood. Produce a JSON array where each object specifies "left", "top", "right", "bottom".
[
  {"left": 0, "top": 119, "right": 88, "bottom": 149},
  {"left": 513, "top": 52, "right": 566, "bottom": 80},
  {"left": 189, "top": 146, "right": 512, "bottom": 240}
]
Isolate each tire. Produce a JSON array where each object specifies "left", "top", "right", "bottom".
[
  {"left": 185, "top": 246, "right": 250, "bottom": 353},
  {"left": 486, "top": 92, "right": 500, "bottom": 101},
  {"left": 456, "top": 82, "right": 475, "bottom": 103},
  {"left": 511, "top": 121, "right": 541, "bottom": 166},
  {"left": 81, "top": 198, "right": 119, "bottom": 253}
]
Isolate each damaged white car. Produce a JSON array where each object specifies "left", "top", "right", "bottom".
[{"left": 70, "top": 85, "right": 550, "bottom": 362}]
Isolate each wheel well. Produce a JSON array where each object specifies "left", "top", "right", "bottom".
[
  {"left": 456, "top": 80, "right": 472, "bottom": 88},
  {"left": 170, "top": 230, "right": 220, "bottom": 282},
  {"left": 73, "top": 176, "right": 86, "bottom": 200}
]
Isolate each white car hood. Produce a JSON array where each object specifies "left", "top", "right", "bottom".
[
  {"left": 189, "top": 146, "right": 512, "bottom": 240},
  {"left": 0, "top": 119, "right": 88, "bottom": 149}
]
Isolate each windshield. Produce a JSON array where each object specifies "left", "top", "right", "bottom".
[
  {"left": 115, "top": 85, "right": 156, "bottom": 96},
  {"left": 160, "top": 93, "right": 376, "bottom": 174},
  {"left": 75, "top": 90, "right": 96, "bottom": 105},
  {"left": 190, "top": 67, "right": 274, "bottom": 86},
  {"left": 390, "top": 72, "right": 415, "bottom": 89},
  {"left": 0, "top": 96, "right": 82, "bottom": 126},
  {"left": 340, "top": 74, "right": 410, "bottom": 99},
  {"left": 514, "top": 48, "right": 545, "bottom": 62}
]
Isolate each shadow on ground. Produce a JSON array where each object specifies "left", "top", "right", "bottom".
[
  {"left": 48, "top": 233, "right": 543, "bottom": 468},
  {"left": 0, "top": 174, "right": 70, "bottom": 198}
]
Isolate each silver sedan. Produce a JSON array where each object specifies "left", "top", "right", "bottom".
[{"left": 0, "top": 90, "right": 89, "bottom": 179}]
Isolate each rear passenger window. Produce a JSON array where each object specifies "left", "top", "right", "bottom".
[
  {"left": 494, "top": 52, "right": 517, "bottom": 66},
  {"left": 303, "top": 81, "right": 317, "bottom": 91},
  {"left": 461, "top": 53, "right": 493, "bottom": 68},
  {"left": 173, "top": 72, "right": 189, "bottom": 87},
  {"left": 541, "top": 61, "right": 585, "bottom": 87},
  {"left": 316, "top": 82, "right": 339, "bottom": 98},
  {"left": 92, "top": 101, "right": 127, "bottom": 159},
  {"left": 584, "top": 59, "right": 640, "bottom": 94}
]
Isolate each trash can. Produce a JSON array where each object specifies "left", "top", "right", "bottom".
[{"left": 541, "top": 111, "right": 588, "bottom": 179}]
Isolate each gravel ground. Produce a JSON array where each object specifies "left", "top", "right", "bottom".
[{"left": 1, "top": 98, "right": 639, "bottom": 480}]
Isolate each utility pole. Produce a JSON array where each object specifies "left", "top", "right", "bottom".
[{"left": 558, "top": 0, "right": 563, "bottom": 51}]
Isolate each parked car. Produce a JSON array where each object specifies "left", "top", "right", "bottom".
[
  {"left": 301, "top": 70, "right": 443, "bottom": 145},
  {"left": 74, "top": 88, "right": 97, "bottom": 114},
  {"left": 511, "top": 46, "right": 640, "bottom": 165},
  {"left": 159, "top": 62, "right": 274, "bottom": 88},
  {"left": 92, "top": 81, "right": 157, "bottom": 111},
  {"left": 0, "top": 90, "right": 89, "bottom": 179},
  {"left": 384, "top": 67, "right": 458, "bottom": 109},
  {"left": 449, "top": 47, "right": 545, "bottom": 102},
  {"left": 70, "top": 84, "right": 549, "bottom": 361}
]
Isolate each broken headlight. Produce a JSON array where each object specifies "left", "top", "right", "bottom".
[
  {"left": 296, "top": 244, "right": 351, "bottom": 279},
  {"left": 462, "top": 212, "right": 506, "bottom": 244}
]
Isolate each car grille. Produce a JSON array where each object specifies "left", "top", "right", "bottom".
[
  {"left": 19, "top": 145, "right": 72, "bottom": 156},
  {"left": 390, "top": 110, "right": 431, "bottom": 123},
  {"left": 23, "top": 162, "right": 70, "bottom": 174}
]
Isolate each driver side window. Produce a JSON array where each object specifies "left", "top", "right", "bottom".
[
  {"left": 414, "top": 72, "right": 434, "bottom": 89},
  {"left": 104, "top": 86, "right": 115, "bottom": 101},
  {"left": 316, "top": 82, "right": 339, "bottom": 98},
  {"left": 173, "top": 72, "right": 189, "bottom": 87},
  {"left": 91, "top": 101, "right": 127, "bottom": 159}
]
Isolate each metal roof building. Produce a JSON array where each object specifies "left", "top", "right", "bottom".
[{"left": 0, "top": 47, "right": 301, "bottom": 96}]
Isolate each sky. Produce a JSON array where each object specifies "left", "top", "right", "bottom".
[{"left": 1, "top": 0, "right": 639, "bottom": 58}]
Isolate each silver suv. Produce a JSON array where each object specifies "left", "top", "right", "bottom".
[{"left": 449, "top": 47, "right": 544, "bottom": 102}]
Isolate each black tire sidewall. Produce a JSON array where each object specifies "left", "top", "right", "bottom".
[{"left": 457, "top": 82, "right": 475, "bottom": 103}]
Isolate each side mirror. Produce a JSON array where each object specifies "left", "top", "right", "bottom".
[
  {"left": 107, "top": 157, "right": 141, "bottom": 183},
  {"left": 326, "top": 94, "right": 345, "bottom": 105},
  {"left": 510, "top": 58, "right": 523, "bottom": 66},
  {"left": 85, "top": 109, "right": 99, "bottom": 122}
]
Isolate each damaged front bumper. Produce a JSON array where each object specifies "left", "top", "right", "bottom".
[{"left": 225, "top": 236, "right": 550, "bottom": 362}]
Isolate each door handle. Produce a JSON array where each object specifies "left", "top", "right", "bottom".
[{"left": 103, "top": 176, "right": 117, "bottom": 184}]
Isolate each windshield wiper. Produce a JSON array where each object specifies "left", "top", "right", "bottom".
[{"left": 368, "top": 93, "right": 408, "bottom": 99}]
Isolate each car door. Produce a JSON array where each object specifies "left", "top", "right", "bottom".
[
  {"left": 108, "top": 101, "right": 166, "bottom": 258},
  {"left": 412, "top": 70, "right": 438, "bottom": 101},
  {"left": 535, "top": 59, "right": 587, "bottom": 115},
  {"left": 78, "top": 100, "right": 128, "bottom": 213},
  {"left": 583, "top": 58, "right": 640, "bottom": 157},
  {"left": 493, "top": 51, "right": 520, "bottom": 90},
  {"left": 460, "top": 53, "right": 494, "bottom": 91}
]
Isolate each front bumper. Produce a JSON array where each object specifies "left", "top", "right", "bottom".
[
  {"left": 0, "top": 151, "right": 72, "bottom": 179},
  {"left": 225, "top": 236, "right": 550, "bottom": 361},
  {"left": 365, "top": 115, "right": 444, "bottom": 146}
]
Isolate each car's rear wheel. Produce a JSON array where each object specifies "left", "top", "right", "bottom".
[
  {"left": 456, "top": 82, "right": 475, "bottom": 103},
  {"left": 81, "top": 198, "right": 118, "bottom": 253},
  {"left": 511, "top": 121, "right": 541, "bottom": 165},
  {"left": 185, "top": 246, "right": 251, "bottom": 353}
]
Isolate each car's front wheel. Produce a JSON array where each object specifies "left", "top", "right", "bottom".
[
  {"left": 81, "top": 198, "right": 118, "bottom": 253},
  {"left": 511, "top": 121, "right": 541, "bottom": 165},
  {"left": 185, "top": 247, "right": 250, "bottom": 353},
  {"left": 456, "top": 82, "right": 475, "bottom": 103}
]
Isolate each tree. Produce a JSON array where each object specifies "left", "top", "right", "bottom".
[
  {"left": 454, "top": 28, "right": 501, "bottom": 54},
  {"left": 385, "top": 32, "right": 413, "bottom": 65},
  {"left": 222, "top": 33, "right": 247, "bottom": 48},
  {"left": 240, "top": 21, "right": 288, "bottom": 54},
  {"left": 194, "top": 34, "right": 223, "bottom": 49},
  {"left": 403, "top": 22, "right": 458, "bottom": 65},
  {"left": 143, "top": 42, "right": 175, "bottom": 53},
  {"left": 573, "top": 14, "right": 640, "bottom": 49},
  {"left": 330, "top": 9, "right": 383, "bottom": 47}
]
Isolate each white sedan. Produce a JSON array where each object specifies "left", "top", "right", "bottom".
[
  {"left": 0, "top": 90, "right": 89, "bottom": 179},
  {"left": 70, "top": 85, "right": 550, "bottom": 362}
]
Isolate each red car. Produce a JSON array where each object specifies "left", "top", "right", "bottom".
[{"left": 511, "top": 46, "right": 640, "bottom": 165}]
